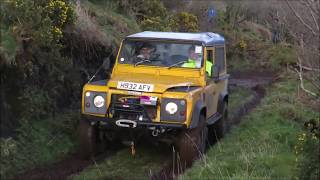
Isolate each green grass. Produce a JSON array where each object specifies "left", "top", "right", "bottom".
[
  {"left": 69, "top": 144, "right": 170, "bottom": 180},
  {"left": 0, "top": 112, "right": 78, "bottom": 179},
  {"left": 181, "top": 77, "right": 319, "bottom": 179}
]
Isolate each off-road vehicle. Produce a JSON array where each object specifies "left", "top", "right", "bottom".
[{"left": 79, "top": 31, "right": 229, "bottom": 165}]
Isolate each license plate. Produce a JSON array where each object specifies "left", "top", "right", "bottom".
[{"left": 117, "top": 81, "right": 154, "bottom": 92}]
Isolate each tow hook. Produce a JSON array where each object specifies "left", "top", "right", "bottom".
[
  {"left": 116, "top": 119, "right": 137, "bottom": 128},
  {"left": 152, "top": 128, "right": 161, "bottom": 137}
]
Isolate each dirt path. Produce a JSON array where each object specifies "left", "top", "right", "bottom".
[
  {"left": 14, "top": 155, "right": 92, "bottom": 180},
  {"left": 13, "top": 71, "right": 276, "bottom": 180},
  {"left": 13, "top": 146, "right": 122, "bottom": 180}
]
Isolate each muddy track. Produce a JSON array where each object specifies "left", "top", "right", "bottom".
[
  {"left": 13, "top": 146, "right": 123, "bottom": 180},
  {"left": 13, "top": 71, "right": 276, "bottom": 180}
]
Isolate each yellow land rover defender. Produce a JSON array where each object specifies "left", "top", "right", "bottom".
[{"left": 78, "top": 31, "right": 229, "bottom": 164}]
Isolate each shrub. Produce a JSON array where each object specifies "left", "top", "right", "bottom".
[
  {"left": 295, "top": 118, "right": 320, "bottom": 180},
  {"left": 117, "top": 0, "right": 167, "bottom": 21},
  {"left": 140, "top": 16, "right": 170, "bottom": 31},
  {"left": 18, "top": 87, "right": 54, "bottom": 120},
  {"left": 2, "top": 0, "right": 75, "bottom": 47},
  {"left": 0, "top": 26, "right": 17, "bottom": 64},
  {"left": 269, "top": 44, "right": 297, "bottom": 70},
  {"left": 169, "top": 12, "right": 199, "bottom": 32}
]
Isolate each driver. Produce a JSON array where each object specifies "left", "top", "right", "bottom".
[{"left": 137, "top": 43, "right": 153, "bottom": 60}]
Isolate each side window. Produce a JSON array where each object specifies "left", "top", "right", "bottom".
[
  {"left": 206, "top": 49, "right": 214, "bottom": 78},
  {"left": 206, "top": 49, "right": 213, "bottom": 63},
  {"left": 215, "top": 47, "right": 225, "bottom": 73}
]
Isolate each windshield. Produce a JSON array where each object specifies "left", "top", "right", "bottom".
[{"left": 118, "top": 39, "right": 203, "bottom": 68}]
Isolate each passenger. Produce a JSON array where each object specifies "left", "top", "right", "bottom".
[{"left": 182, "top": 46, "right": 213, "bottom": 76}]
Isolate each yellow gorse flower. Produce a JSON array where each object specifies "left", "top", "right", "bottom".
[
  {"left": 239, "top": 39, "right": 247, "bottom": 49},
  {"left": 47, "top": 0, "right": 70, "bottom": 28}
]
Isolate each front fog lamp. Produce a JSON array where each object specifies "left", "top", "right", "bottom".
[
  {"left": 93, "top": 95, "right": 105, "bottom": 108},
  {"left": 165, "top": 102, "right": 178, "bottom": 115}
]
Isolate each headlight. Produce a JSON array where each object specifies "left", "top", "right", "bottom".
[
  {"left": 160, "top": 98, "right": 186, "bottom": 122},
  {"left": 165, "top": 102, "right": 178, "bottom": 115},
  {"left": 93, "top": 95, "right": 105, "bottom": 108}
]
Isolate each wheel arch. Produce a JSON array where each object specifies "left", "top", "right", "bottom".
[
  {"left": 218, "top": 91, "right": 228, "bottom": 113},
  {"left": 189, "top": 100, "right": 206, "bottom": 129}
]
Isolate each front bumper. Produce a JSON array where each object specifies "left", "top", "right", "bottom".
[{"left": 82, "top": 114, "right": 186, "bottom": 129}]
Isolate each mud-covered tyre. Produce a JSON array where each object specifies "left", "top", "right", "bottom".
[
  {"left": 216, "top": 102, "right": 228, "bottom": 138},
  {"left": 175, "top": 114, "right": 207, "bottom": 168},
  {"left": 77, "top": 119, "right": 98, "bottom": 159},
  {"left": 208, "top": 101, "right": 228, "bottom": 144}
]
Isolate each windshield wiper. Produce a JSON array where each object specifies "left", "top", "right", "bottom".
[
  {"left": 134, "top": 59, "right": 151, "bottom": 66},
  {"left": 88, "top": 54, "right": 112, "bottom": 83},
  {"left": 168, "top": 60, "right": 187, "bottom": 69}
]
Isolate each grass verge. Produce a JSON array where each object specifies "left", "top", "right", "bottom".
[
  {"left": 0, "top": 111, "right": 78, "bottom": 179},
  {"left": 181, "top": 76, "right": 319, "bottom": 179}
]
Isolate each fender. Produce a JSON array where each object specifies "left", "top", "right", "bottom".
[{"left": 189, "top": 100, "right": 206, "bottom": 129}]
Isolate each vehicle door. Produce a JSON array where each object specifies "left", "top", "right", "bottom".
[
  {"left": 203, "top": 47, "right": 217, "bottom": 117},
  {"left": 204, "top": 45, "right": 227, "bottom": 118}
]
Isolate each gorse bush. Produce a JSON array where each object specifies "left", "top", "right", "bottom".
[
  {"left": 169, "top": 12, "right": 199, "bottom": 32},
  {"left": 120, "top": 0, "right": 199, "bottom": 32},
  {"left": 295, "top": 118, "right": 320, "bottom": 180},
  {"left": 140, "top": 16, "right": 171, "bottom": 31},
  {"left": 0, "top": 0, "right": 78, "bottom": 124},
  {"left": 2, "top": 0, "right": 75, "bottom": 44}
]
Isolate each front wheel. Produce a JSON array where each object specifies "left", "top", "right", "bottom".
[
  {"left": 174, "top": 114, "right": 208, "bottom": 168},
  {"left": 77, "top": 119, "right": 99, "bottom": 159}
]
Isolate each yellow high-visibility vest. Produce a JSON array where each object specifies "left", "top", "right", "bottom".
[{"left": 182, "top": 59, "right": 213, "bottom": 76}]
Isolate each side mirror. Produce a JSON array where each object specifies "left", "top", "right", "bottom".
[
  {"left": 102, "top": 57, "right": 110, "bottom": 70},
  {"left": 211, "top": 65, "right": 219, "bottom": 81}
]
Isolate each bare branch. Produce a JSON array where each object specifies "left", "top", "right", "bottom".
[
  {"left": 305, "top": 0, "right": 319, "bottom": 16},
  {"left": 285, "top": 0, "right": 318, "bottom": 36},
  {"left": 299, "top": 65, "right": 320, "bottom": 72},
  {"left": 295, "top": 59, "right": 318, "bottom": 97},
  {"left": 303, "top": 0, "right": 320, "bottom": 31}
]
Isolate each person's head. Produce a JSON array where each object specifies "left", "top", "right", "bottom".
[
  {"left": 188, "top": 46, "right": 198, "bottom": 60},
  {"left": 139, "top": 43, "right": 153, "bottom": 59},
  {"left": 188, "top": 46, "right": 201, "bottom": 67}
]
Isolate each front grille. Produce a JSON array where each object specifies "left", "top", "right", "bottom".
[{"left": 110, "top": 94, "right": 157, "bottom": 121}]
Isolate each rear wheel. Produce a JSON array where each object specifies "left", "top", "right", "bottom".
[
  {"left": 77, "top": 118, "right": 99, "bottom": 159},
  {"left": 175, "top": 114, "right": 207, "bottom": 168}
]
